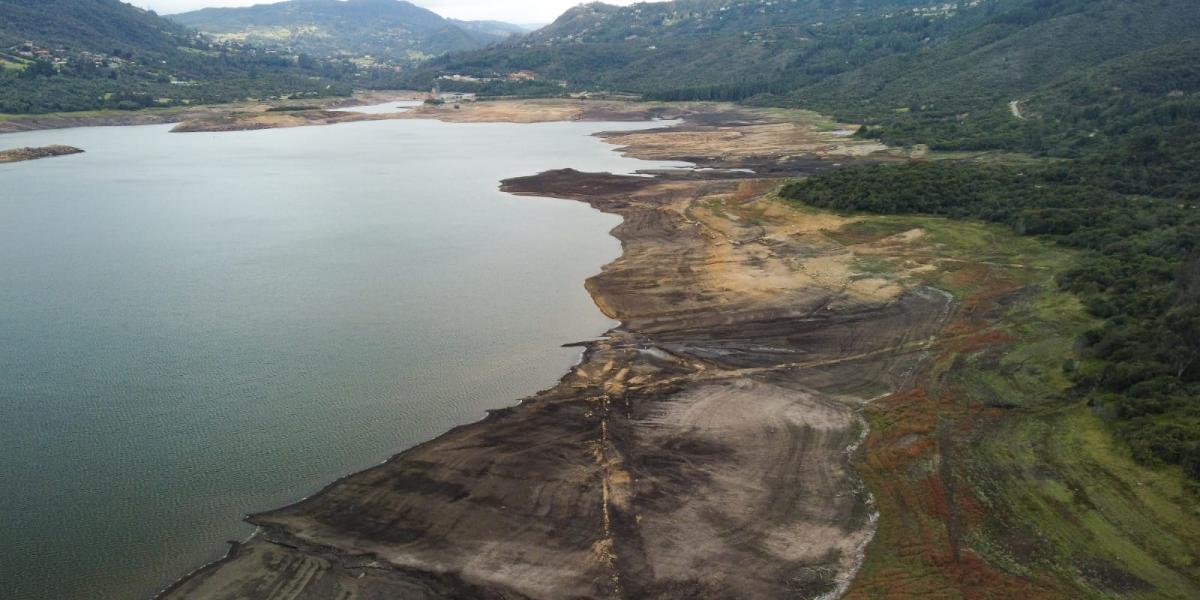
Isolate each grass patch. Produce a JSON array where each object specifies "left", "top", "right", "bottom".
[
  {"left": 971, "top": 406, "right": 1200, "bottom": 598},
  {"left": 852, "top": 256, "right": 896, "bottom": 275},
  {"left": 0, "top": 58, "right": 28, "bottom": 72},
  {"left": 807, "top": 205, "right": 1200, "bottom": 598},
  {"left": 823, "top": 219, "right": 915, "bottom": 245}
]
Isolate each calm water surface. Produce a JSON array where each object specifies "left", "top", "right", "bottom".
[{"left": 0, "top": 113, "right": 685, "bottom": 600}]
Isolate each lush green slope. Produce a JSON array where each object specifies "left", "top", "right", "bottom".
[
  {"left": 418, "top": 1, "right": 1004, "bottom": 90},
  {"left": 421, "top": 0, "right": 960, "bottom": 92},
  {"left": 420, "top": 0, "right": 1198, "bottom": 125},
  {"left": 0, "top": 0, "right": 189, "bottom": 54},
  {"left": 799, "top": 0, "right": 1200, "bottom": 112},
  {"left": 170, "top": 0, "right": 520, "bottom": 62},
  {"left": 0, "top": 0, "right": 352, "bottom": 114}
]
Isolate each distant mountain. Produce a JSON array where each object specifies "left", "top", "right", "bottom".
[
  {"left": 170, "top": 0, "right": 523, "bottom": 62},
  {"left": 0, "top": 0, "right": 348, "bottom": 114},
  {"left": 451, "top": 19, "right": 534, "bottom": 42},
  {"left": 514, "top": 23, "right": 549, "bottom": 33}
]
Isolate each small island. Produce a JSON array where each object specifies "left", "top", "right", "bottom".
[{"left": 0, "top": 145, "right": 84, "bottom": 164}]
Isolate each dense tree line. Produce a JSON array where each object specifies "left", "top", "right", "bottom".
[{"left": 0, "top": 57, "right": 352, "bottom": 113}]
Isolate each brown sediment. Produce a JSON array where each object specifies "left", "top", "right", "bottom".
[
  {"left": 0, "top": 95, "right": 669, "bottom": 136},
  {"left": 169, "top": 109, "right": 403, "bottom": 133},
  {"left": 160, "top": 97, "right": 671, "bottom": 133},
  {"left": 0, "top": 144, "right": 83, "bottom": 163},
  {"left": 0, "top": 91, "right": 424, "bottom": 135},
  {"left": 0, "top": 108, "right": 204, "bottom": 134},
  {"left": 169, "top": 91, "right": 429, "bottom": 132},
  {"left": 159, "top": 104, "right": 956, "bottom": 599},
  {"left": 395, "top": 98, "right": 685, "bottom": 124}
]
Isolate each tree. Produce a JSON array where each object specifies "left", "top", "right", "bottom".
[{"left": 22, "top": 59, "right": 56, "bottom": 79}]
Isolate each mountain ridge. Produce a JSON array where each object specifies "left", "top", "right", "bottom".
[
  {"left": 420, "top": 0, "right": 1199, "bottom": 120},
  {"left": 170, "top": 0, "right": 525, "bottom": 62}
]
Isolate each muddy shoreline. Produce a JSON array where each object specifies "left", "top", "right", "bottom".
[
  {"left": 0, "top": 144, "right": 83, "bottom": 163},
  {"left": 157, "top": 103, "right": 943, "bottom": 599},
  {"left": 0, "top": 91, "right": 425, "bottom": 135},
  {"left": 0, "top": 94, "right": 683, "bottom": 136}
]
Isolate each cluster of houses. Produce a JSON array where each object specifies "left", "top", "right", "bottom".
[
  {"left": 429, "top": 69, "right": 548, "bottom": 106},
  {"left": 4, "top": 41, "right": 132, "bottom": 70},
  {"left": 6, "top": 42, "right": 63, "bottom": 67},
  {"left": 437, "top": 70, "right": 540, "bottom": 85},
  {"left": 12, "top": 41, "right": 53, "bottom": 59}
]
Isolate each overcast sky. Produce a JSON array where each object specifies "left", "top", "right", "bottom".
[{"left": 131, "top": 0, "right": 653, "bottom": 23}]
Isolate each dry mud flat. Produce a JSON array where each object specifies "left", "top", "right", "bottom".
[
  {"left": 161, "top": 105, "right": 949, "bottom": 599},
  {"left": 166, "top": 97, "right": 684, "bottom": 133},
  {"left": 169, "top": 109, "right": 401, "bottom": 133}
]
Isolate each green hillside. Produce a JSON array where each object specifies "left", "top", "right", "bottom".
[
  {"left": 799, "top": 0, "right": 1200, "bottom": 111},
  {"left": 418, "top": 0, "right": 996, "bottom": 95},
  {"left": 170, "top": 0, "right": 521, "bottom": 62},
  {"left": 0, "top": 0, "right": 352, "bottom": 114},
  {"left": 0, "top": 0, "right": 189, "bottom": 54},
  {"left": 421, "top": 0, "right": 1199, "bottom": 133}
]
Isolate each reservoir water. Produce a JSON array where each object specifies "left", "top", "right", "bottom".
[{"left": 0, "top": 112, "right": 686, "bottom": 600}]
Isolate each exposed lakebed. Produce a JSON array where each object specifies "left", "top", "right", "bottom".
[{"left": 0, "top": 114, "right": 686, "bottom": 600}]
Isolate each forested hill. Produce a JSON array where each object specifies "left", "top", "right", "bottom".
[
  {"left": 420, "top": 0, "right": 1198, "bottom": 116},
  {"left": 0, "top": 0, "right": 354, "bottom": 114},
  {"left": 417, "top": 0, "right": 990, "bottom": 93},
  {"left": 795, "top": 0, "right": 1200, "bottom": 118},
  {"left": 170, "top": 0, "right": 523, "bottom": 62},
  {"left": 0, "top": 0, "right": 191, "bottom": 55}
]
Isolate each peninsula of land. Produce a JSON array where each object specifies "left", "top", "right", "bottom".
[
  {"left": 157, "top": 101, "right": 1200, "bottom": 599},
  {"left": 160, "top": 103, "right": 913, "bottom": 599},
  {"left": 0, "top": 144, "right": 83, "bottom": 164}
]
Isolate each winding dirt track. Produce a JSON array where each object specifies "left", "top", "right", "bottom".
[{"left": 160, "top": 105, "right": 951, "bottom": 600}]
